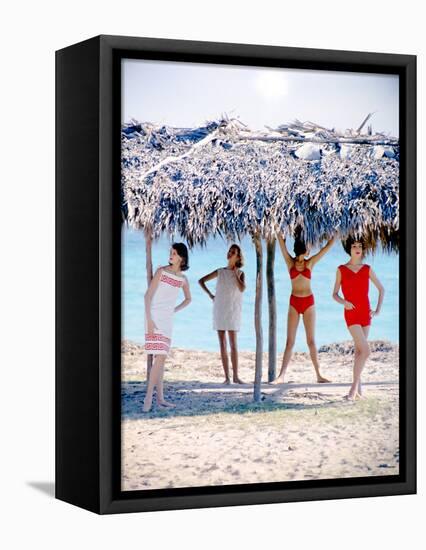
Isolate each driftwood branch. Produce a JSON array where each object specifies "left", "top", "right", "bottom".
[
  {"left": 137, "top": 128, "right": 220, "bottom": 183},
  {"left": 356, "top": 112, "right": 376, "bottom": 134},
  {"left": 239, "top": 134, "right": 398, "bottom": 146}
]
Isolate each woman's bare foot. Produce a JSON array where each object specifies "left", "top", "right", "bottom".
[
  {"left": 343, "top": 392, "right": 357, "bottom": 401},
  {"left": 233, "top": 377, "right": 244, "bottom": 384},
  {"left": 158, "top": 400, "right": 176, "bottom": 408},
  {"left": 223, "top": 378, "right": 231, "bottom": 385},
  {"left": 355, "top": 392, "right": 365, "bottom": 400},
  {"left": 143, "top": 399, "right": 152, "bottom": 412},
  {"left": 270, "top": 375, "right": 285, "bottom": 385},
  {"left": 317, "top": 375, "right": 331, "bottom": 383}
]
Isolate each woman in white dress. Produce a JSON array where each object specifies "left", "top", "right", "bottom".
[
  {"left": 143, "top": 243, "right": 191, "bottom": 412},
  {"left": 199, "top": 244, "right": 246, "bottom": 384}
]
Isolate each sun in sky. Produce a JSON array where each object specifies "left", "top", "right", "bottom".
[{"left": 255, "top": 70, "right": 289, "bottom": 100}]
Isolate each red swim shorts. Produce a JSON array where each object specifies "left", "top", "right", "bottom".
[{"left": 290, "top": 294, "right": 315, "bottom": 315}]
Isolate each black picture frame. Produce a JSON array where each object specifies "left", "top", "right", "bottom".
[{"left": 55, "top": 34, "right": 416, "bottom": 514}]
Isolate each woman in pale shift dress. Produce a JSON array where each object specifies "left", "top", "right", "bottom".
[
  {"left": 143, "top": 243, "right": 191, "bottom": 412},
  {"left": 199, "top": 244, "right": 246, "bottom": 384}
]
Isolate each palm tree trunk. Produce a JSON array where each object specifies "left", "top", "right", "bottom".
[
  {"left": 145, "top": 229, "right": 153, "bottom": 380},
  {"left": 253, "top": 234, "right": 263, "bottom": 402},
  {"left": 267, "top": 238, "right": 277, "bottom": 382}
]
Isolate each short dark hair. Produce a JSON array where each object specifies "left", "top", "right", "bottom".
[
  {"left": 172, "top": 242, "right": 189, "bottom": 271},
  {"left": 342, "top": 236, "right": 365, "bottom": 256},
  {"left": 229, "top": 244, "right": 244, "bottom": 268}
]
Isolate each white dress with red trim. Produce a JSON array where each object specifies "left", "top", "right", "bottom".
[
  {"left": 213, "top": 268, "right": 242, "bottom": 331},
  {"left": 145, "top": 269, "right": 185, "bottom": 356}
]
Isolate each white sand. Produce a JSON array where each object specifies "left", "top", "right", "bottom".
[{"left": 121, "top": 340, "right": 399, "bottom": 491}]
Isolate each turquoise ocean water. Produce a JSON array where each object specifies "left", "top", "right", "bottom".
[{"left": 122, "top": 227, "right": 399, "bottom": 352}]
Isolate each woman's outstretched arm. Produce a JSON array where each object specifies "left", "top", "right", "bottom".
[
  {"left": 369, "top": 268, "right": 385, "bottom": 316},
  {"left": 309, "top": 237, "right": 336, "bottom": 268},
  {"left": 198, "top": 269, "right": 218, "bottom": 300},
  {"left": 276, "top": 233, "right": 293, "bottom": 270}
]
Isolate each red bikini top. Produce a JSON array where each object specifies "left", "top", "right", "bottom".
[{"left": 290, "top": 265, "right": 311, "bottom": 280}]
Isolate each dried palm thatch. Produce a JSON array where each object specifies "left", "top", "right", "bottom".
[{"left": 122, "top": 116, "right": 399, "bottom": 252}]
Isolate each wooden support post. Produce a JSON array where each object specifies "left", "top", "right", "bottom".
[
  {"left": 266, "top": 238, "right": 277, "bottom": 382},
  {"left": 253, "top": 234, "right": 263, "bottom": 402},
  {"left": 145, "top": 229, "right": 153, "bottom": 380}
]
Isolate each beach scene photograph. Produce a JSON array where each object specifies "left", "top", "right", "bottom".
[{"left": 120, "top": 58, "right": 399, "bottom": 491}]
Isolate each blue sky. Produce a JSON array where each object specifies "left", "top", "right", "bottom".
[{"left": 122, "top": 58, "right": 399, "bottom": 136}]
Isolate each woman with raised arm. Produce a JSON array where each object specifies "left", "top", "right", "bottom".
[
  {"left": 332, "top": 237, "right": 385, "bottom": 400},
  {"left": 271, "top": 232, "right": 335, "bottom": 384},
  {"left": 143, "top": 243, "right": 191, "bottom": 412},
  {"left": 199, "top": 244, "right": 246, "bottom": 384}
]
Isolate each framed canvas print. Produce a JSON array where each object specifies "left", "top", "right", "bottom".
[{"left": 55, "top": 35, "right": 416, "bottom": 514}]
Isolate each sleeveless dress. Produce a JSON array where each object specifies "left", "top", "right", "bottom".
[
  {"left": 213, "top": 268, "right": 243, "bottom": 331},
  {"left": 338, "top": 264, "right": 371, "bottom": 327},
  {"left": 145, "top": 268, "right": 185, "bottom": 355}
]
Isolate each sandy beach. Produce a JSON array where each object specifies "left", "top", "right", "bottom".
[{"left": 121, "top": 340, "right": 399, "bottom": 491}]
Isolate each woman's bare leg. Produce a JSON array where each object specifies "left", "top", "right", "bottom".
[
  {"left": 271, "top": 305, "right": 300, "bottom": 384},
  {"left": 157, "top": 359, "right": 176, "bottom": 408},
  {"left": 302, "top": 306, "right": 331, "bottom": 383},
  {"left": 143, "top": 355, "right": 166, "bottom": 412},
  {"left": 228, "top": 331, "right": 243, "bottom": 384},
  {"left": 346, "top": 325, "right": 370, "bottom": 400},
  {"left": 217, "top": 330, "right": 230, "bottom": 384},
  {"left": 356, "top": 326, "right": 370, "bottom": 397}
]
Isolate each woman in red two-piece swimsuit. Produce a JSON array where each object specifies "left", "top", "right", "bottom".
[
  {"left": 271, "top": 232, "right": 335, "bottom": 384},
  {"left": 332, "top": 237, "right": 385, "bottom": 400}
]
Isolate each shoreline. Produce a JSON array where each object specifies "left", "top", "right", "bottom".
[{"left": 121, "top": 340, "right": 399, "bottom": 491}]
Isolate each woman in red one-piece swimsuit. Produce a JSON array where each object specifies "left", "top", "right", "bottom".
[
  {"left": 271, "top": 232, "right": 335, "bottom": 384},
  {"left": 332, "top": 237, "right": 385, "bottom": 400}
]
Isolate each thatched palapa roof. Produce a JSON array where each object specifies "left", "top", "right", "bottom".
[{"left": 121, "top": 117, "right": 399, "bottom": 251}]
